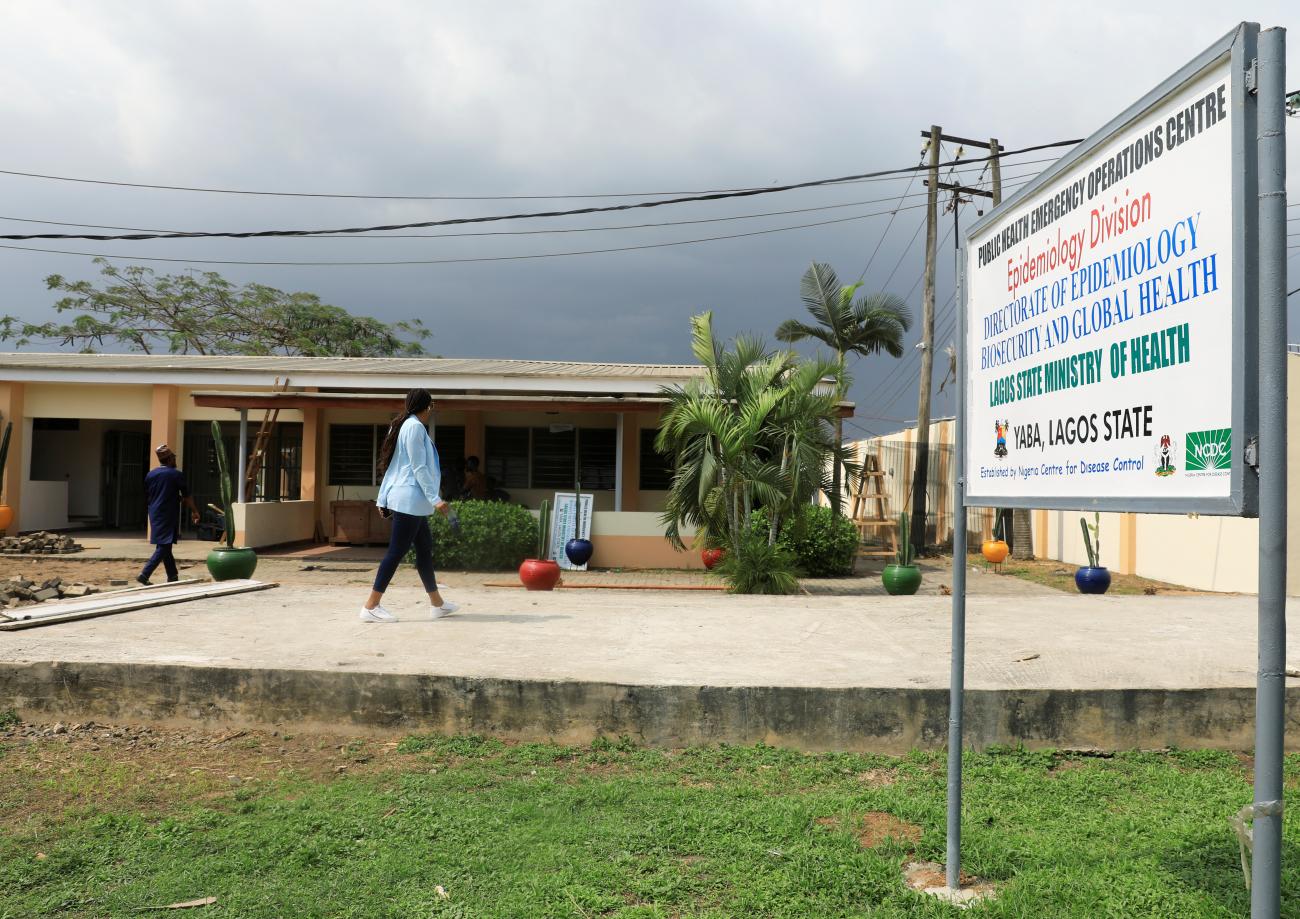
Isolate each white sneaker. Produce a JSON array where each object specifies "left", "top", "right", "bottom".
[
  {"left": 359, "top": 604, "right": 396, "bottom": 623},
  {"left": 430, "top": 600, "right": 459, "bottom": 620}
]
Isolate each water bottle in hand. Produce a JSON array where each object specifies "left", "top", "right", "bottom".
[{"left": 448, "top": 509, "right": 461, "bottom": 535}]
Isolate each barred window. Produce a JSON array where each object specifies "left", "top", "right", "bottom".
[
  {"left": 578, "top": 428, "right": 617, "bottom": 490},
  {"left": 485, "top": 427, "right": 530, "bottom": 488},
  {"left": 531, "top": 427, "right": 576, "bottom": 489},
  {"left": 639, "top": 428, "right": 673, "bottom": 490},
  {"left": 328, "top": 425, "right": 376, "bottom": 486}
]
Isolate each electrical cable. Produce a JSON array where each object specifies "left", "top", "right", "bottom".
[
  {"left": 0, "top": 140, "right": 1085, "bottom": 242},
  {"left": 0, "top": 149, "right": 1075, "bottom": 203},
  {"left": 873, "top": 290, "right": 958, "bottom": 414},
  {"left": 856, "top": 156, "right": 923, "bottom": 283},
  {"left": 0, "top": 204, "right": 931, "bottom": 267},
  {"left": 0, "top": 170, "right": 1047, "bottom": 241},
  {"left": 875, "top": 214, "right": 927, "bottom": 292}
]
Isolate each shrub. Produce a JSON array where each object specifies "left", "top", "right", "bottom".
[
  {"left": 414, "top": 500, "right": 537, "bottom": 571},
  {"left": 717, "top": 531, "right": 799, "bottom": 594},
  {"left": 747, "top": 505, "right": 858, "bottom": 577},
  {"left": 779, "top": 505, "right": 859, "bottom": 576}
]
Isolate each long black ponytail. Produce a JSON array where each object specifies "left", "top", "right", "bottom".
[{"left": 377, "top": 388, "right": 433, "bottom": 477}]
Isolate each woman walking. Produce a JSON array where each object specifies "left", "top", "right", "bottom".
[{"left": 360, "top": 388, "right": 459, "bottom": 622}]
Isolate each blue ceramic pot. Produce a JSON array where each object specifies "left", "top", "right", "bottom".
[
  {"left": 564, "top": 537, "right": 594, "bottom": 566},
  {"left": 1074, "top": 566, "right": 1111, "bottom": 594}
]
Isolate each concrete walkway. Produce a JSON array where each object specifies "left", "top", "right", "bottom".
[
  {"left": 0, "top": 579, "right": 1283, "bottom": 691},
  {"left": 2, "top": 570, "right": 1297, "bottom": 752}
]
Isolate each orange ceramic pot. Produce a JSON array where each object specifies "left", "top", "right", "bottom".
[
  {"left": 0, "top": 504, "right": 13, "bottom": 533},
  {"left": 981, "top": 539, "right": 1010, "bottom": 564}
]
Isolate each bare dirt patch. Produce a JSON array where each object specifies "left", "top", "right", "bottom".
[
  {"left": 857, "top": 812, "right": 922, "bottom": 849},
  {"left": 984, "top": 556, "right": 1211, "bottom": 596},
  {"left": 0, "top": 557, "right": 202, "bottom": 590},
  {"left": 678, "top": 777, "right": 716, "bottom": 789},
  {"left": 856, "top": 768, "right": 897, "bottom": 786},
  {"left": 0, "top": 719, "right": 408, "bottom": 832},
  {"left": 903, "top": 860, "right": 998, "bottom": 905}
]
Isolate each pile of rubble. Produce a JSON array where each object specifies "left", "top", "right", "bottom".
[
  {"left": 1, "top": 574, "right": 100, "bottom": 608},
  {"left": 0, "top": 531, "right": 83, "bottom": 554}
]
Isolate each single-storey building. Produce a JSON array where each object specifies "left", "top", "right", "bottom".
[{"left": 0, "top": 352, "right": 774, "bottom": 569}]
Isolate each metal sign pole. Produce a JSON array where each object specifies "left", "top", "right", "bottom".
[
  {"left": 1251, "top": 25, "right": 1287, "bottom": 919},
  {"left": 946, "top": 243, "right": 969, "bottom": 892}
]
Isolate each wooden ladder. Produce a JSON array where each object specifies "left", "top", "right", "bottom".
[
  {"left": 244, "top": 377, "right": 289, "bottom": 501},
  {"left": 850, "top": 446, "right": 898, "bottom": 559}
]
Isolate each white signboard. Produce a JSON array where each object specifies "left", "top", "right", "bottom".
[
  {"left": 964, "top": 55, "right": 1248, "bottom": 514},
  {"left": 550, "top": 492, "right": 594, "bottom": 570}
]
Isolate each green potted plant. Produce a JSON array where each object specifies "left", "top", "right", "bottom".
[
  {"left": 1074, "top": 512, "right": 1110, "bottom": 594},
  {"left": 882, "top": 511, "right": 922, "bottom": 595},
  {"left": 519, "top": 499, "right": 561, "bottom": 590},
  {"left": 0, "top": 421, "right": 12, "bottom": 533},
  {"left": 205, "top": 420, "right": 258, "bottom": 581}
]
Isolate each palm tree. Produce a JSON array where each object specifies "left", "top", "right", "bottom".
[
  {"left": 656, "top": 312, "right": 850, "bottom": 556},
  {"left": 776, "top": 262, "right": 912, "bottom": 512}
]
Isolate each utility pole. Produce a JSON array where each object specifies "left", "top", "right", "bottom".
[
  {"left": 916, "top": 129, "right": 1010, "bottom": 559},
  {"left": 909, "top": 126, "right": 941, "bottom": 557},
  {"left": 982, "top": 138, "right": 1024, "bottom": 561},
  {"left": 989, "top": 135, "right": 1033, "bottom": 561}
]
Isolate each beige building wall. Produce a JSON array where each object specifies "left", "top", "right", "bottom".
[
  {"left": 24, "top": 382, "right": 153, "bottom": 421},
  {"left": 850, "top": 355, "right": 1300, "bottom": 594}
]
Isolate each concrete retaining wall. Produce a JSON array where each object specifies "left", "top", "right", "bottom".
[{"left": 3, "top": 660, "right": 1296, "bottom": 752}]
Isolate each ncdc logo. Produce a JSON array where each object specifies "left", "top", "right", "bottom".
[{"left": 1185, "top": 428, "right": 1232, "bottom": 472}]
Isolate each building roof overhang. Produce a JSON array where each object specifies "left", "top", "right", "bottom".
[
  {"left": 189, "top": 390, "right": 855, "bottom": 417},
  {"left": 189, "top": 390, "right": 673, "bottom": 414}
]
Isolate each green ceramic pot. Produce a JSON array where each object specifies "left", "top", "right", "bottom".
[
  {"left": 207, "top": 546, "right": 258, "bottom": 581},
  {"left": 882, "top": 564, "right": 922, "bottom": 596}
]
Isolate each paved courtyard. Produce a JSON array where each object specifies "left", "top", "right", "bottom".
[{"left": 0, "top": 560, "right": 1287, "bottom": 691}]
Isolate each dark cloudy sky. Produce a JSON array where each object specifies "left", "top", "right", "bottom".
[{"left": 0, "top": 2, "right": 1295, "bottom": 437}]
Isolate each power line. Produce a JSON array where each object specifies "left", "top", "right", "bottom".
[
  {"left": 0, "top": 141, "right": 1084, "bottom": 242},
  {"left": 874, "top": 290, "right": 958, "bottom": 413},
  {"left": 0, "top": 150, "right": 1073, "bottom": 202},
  {"left": 0, "top": 171, "right": 1047, "bottom": 241},
  {"left": 902, "top": 222, "right": 956, "bottom": 302},
  {"left": 0, "top": 203, "right": 928, "bottom": 267},
  {"left": 0, "top": 197, "right": 929, "bottom": 240},
  {"left": 856, "top": 156, "right": 924, "bottom": 283}
]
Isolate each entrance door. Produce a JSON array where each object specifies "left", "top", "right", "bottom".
[
  {"left": 102, "top": 430, "right": 148, "bottom": 529},
  {"left": 183, "top": 422, "right": 240, "bottom": 534}
]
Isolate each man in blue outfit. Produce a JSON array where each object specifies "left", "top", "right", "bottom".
[{"left": 138, "top": 443, "right": 200, "bottom": 585}]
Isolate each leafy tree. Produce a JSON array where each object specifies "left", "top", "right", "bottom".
[
  {"left": 776, "top": 262, "right": 911, "bottom": 511},
  {"left": 656, "top": 312, "right": 851, "bottom": 575},
  {"left": 0, "top": 259, "right": 427, "bottom": 356}
]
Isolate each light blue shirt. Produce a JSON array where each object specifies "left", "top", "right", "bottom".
[{"left": 376, "top": 415, "right": 444, "bottom": 516}]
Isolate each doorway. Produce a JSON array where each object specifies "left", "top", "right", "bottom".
[{"left": 102, "top": 430, "right": 149, "bottom": 529}]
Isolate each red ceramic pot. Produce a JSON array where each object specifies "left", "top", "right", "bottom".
[
  {"left": 519, "top": 558, "right": 562, "bottom": 591},
  {"left": 701, "top": 547, "right": 725, "bottom": 570}
]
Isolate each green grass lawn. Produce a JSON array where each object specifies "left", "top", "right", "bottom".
[{"left": 3, "top": 729, "right": 1298, "bottom": 918}]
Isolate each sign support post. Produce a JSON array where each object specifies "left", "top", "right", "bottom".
[
  {"left": 1251, "top": 25, "right": 1286, "bottom": 917},
  {"left": 947, "top": 252, "right": 969, "bottom": 892}
]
